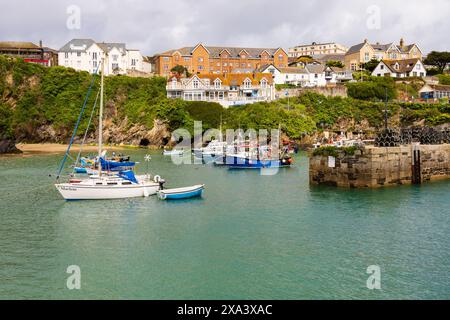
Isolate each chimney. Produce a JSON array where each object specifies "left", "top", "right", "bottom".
[
  {"left": 39, "top": 40, "right": 43, "bottom": 48},
  {"left": 400, "top": 38, "right": 405, "bottom": 48},
  {"left": 364, "top": 39, "right": 368, "bottom": 44}
]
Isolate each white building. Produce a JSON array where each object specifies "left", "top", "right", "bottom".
[
  {"left": 288, "top": 42, "right": 348, "bottom": 58},
  {"left": 58, "top": 39, "right": 151, "bottom": 76},
  {"left": 166, "top": 73, "right": 275, "bottom": 108},
  {"left": 259, "top": 64, "right": 352, "bottom": 87},
  {"left": 372, "top": 58, "right": 426, "bottom": 78}
]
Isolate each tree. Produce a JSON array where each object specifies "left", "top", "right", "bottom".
[
  {"left": 326, "top": 60, "right": 344, "bottom": 68},
  {"left": 424, "top": 51, "right": 450, "bottom": 74},
  {"left": 362, "top": 58, "right": 380, "bottom": 72},
  {"left": 170, "top": 65, "right": 191, "bottom": 77}
]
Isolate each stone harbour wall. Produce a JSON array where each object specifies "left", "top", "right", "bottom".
[{"left": 309, "top": 144, "right": 450, "bottom": 188}]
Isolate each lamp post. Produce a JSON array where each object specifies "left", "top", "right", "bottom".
[{"left": 383, "top": 87, "right": 389, "bottom": 130}]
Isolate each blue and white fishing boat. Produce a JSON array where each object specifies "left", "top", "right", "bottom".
[
  {"left": 220, "top": 155, "right": 293, "bottom": 169},
  {"left": 157, "top": 184, "right": 205, "bottom": 200}
]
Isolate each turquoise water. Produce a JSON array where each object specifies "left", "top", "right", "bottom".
[{"left": 0, "top": 150, "right": 449, "bottom": 299}]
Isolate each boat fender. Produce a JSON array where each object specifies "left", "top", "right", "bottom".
[{"left": 154, "top": 175, "right": 161, "bottom": 183}]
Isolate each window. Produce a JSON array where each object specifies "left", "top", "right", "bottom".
[
  {"left": 278, "top": 54, "right": 284, "bottom": 61},
  {"left": 260, "top": 79, "right": 268, "bottom": 88},
  {"left": 172, "top": 78, "right": 177, "bottom": 88},
  {"left": 193, "top": 79, "right": 200, "bottom": 89},
  {"left": 77, "top": 52, "right": 81, "bottom": 57},
  {"left": 380, "top": 65, "right": 384, "bottom": 70},
  {"left": 184, "top": 57, "right": 190, "bottom": 62},
  {"left": 218, "top": 92, "right": 224, "bottom": 100},
  {"left": 364, "top": 52, "right": 370, "bottom": 61},
  {"left": 112, "top": 55, "right": 118, "bottom": 62},
  {"left": 198, "top": 65, "right": 203, "bottom": 70},
  {"left": 243, "top": 79, "right": 252, "bottom": 89},
  {"left": 174, "top": 55, "right": 179, "bottom": 61},
  {"left": 92, "top": 52, "right": 97, "bottom": 60},
  {"left": 163, "top": 65, "right": 169, "bottom": 70},
  {"left": 112, "top": 63, "right": 119, "bottom": 70},
  {"left": 214, "top": 79, "right": 221, "bottom": 89},
  {"left": 163, "top": 57, "right": 170, "bottom": 61},
  {"left": 65, "top": 52, "right": 69, "bottom": 59},
  {"left": 131, "top": 59, "right": 137, "bottom": 66},
  {"left": 93, "top": 61, "right": 97, "bottom": 68},
  {"left": 198, "top": 57, "right": 204, "bottom": 62}
]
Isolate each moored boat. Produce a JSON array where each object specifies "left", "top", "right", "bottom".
[
  {"left": 163, "top": 149, "right": 184, "bottom": 156},
  {"left": 157, "top": 184, "right": 205, "bottom": 200},
  {"left": 54, "top": 58, "right": 163, "bottom": 200}
]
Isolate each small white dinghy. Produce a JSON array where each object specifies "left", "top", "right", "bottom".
[{"left": 157, "top": 184, "right": 205, "bottom": 200}]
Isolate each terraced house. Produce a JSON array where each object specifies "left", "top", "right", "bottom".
[
  {"left": 344, "top": 38, "right": 423, "bottom": 71},
  {"left": 154, "top": 43, "right": 288, "bottom": 77},
  {"left": 166, "top": 73, "right": 275, "bottom": 107}
]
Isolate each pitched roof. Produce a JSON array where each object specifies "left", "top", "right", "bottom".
[
  {"left": 158, "top": 44, "right": 285, "bottom": 59},
  {"left": 60, "top": 39, "right": 96, "bottom": 52},
  {"left": 305, "top": 64, "right": 325, "bottom": 73},
  {"left": 313, "top": 54, "right": 345, "bottom": 63},
  {"left": 346, "top": 42, "right": 367, "bottom": 55},
  {"left": 97, "top": 42, "right": 127, "bottom": 55},
  {"left": 381, "top": 58, "right": 421, "bottom": 73},
  {"left": 420, "top": 84, "right": 450, "bottom": 92},
  {"left": 278, "top": 67, "right": 309, "bottom": 74},
  {"left": 179, "top": 73, "right": 273, "bottom": 86},
  {"left": 0, "top": 41, "right": 41, "bottom": 49}
]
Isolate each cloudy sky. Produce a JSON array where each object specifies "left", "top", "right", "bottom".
[{"left": 0, "top": 0, "right": 449, "bottom": 55}]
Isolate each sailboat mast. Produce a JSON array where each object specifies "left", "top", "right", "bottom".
[{"left": 98, "top": 58, "right": 104, "bottom": 175}]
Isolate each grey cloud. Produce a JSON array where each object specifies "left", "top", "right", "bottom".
[{"left": 0, "top": 0, "right": 449, "bottom": 55}]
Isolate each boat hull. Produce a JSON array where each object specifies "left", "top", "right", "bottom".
[
  {"left": 158, "top": 185, "right": 204, "bottom": 200},
  {"left": 55, "top": 183, "right": 159, "bottom": 200},
  {"left": 218, "top": 156, "right": 292, "bottom": 169}
]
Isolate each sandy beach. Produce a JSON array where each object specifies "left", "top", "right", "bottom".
[{"left": 15, "top": 143, "right": 136, "bottom": 154}]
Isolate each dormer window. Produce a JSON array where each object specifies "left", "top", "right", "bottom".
[
  {"left": 214, "top": 79, "right": 222, "bottom": 89},
  {"left": 394, "top": 63, "right": 399, "bottom": 70},
  {"left": 260, "top": 78, "right": 268, "bottom": 88},
  {"left": 243, "top": 79, "right": 252, "bottom": 89},
  {"left": 193, "top": 79, "right": 200, "bottom": 89}
]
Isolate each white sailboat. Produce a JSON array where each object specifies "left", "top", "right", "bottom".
[{"left": 55, "top": 58, "right": 161, "bottom": 200}]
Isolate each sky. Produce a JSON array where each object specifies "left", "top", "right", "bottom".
[{"left": 0, "top": 0, "right": 449, "bottom": 56}]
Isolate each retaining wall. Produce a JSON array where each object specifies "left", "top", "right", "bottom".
[{"left": 309, "top": 144, "right": 450, "bottom": 188}]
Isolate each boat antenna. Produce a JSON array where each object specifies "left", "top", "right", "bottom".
[
  {"left": 98, "top": 57, "right": 105, "bottom": 176},
  {"left": 55, "top": 62, "right": 101, "bottom": 181}
]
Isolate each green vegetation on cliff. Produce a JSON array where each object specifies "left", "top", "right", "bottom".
[{"left": 0, "top": 56, "right": 449, "bottom": 145}]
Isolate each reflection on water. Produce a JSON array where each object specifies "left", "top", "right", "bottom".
[{"left": 0, "top": 151, "right": 449, "bottom": 299}]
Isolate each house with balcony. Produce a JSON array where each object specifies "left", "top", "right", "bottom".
[
  {"left": 258, "top": 63, "right": 351, "bottom": 87},
  {"left": 371, "top": 58, "right": 426, "bottom": 78},
  {"left": 58, "top": 39, "right": 150, "bottom": 76},
  {"left": 166, "top": 73, "right": 275, "bottom": 107}
]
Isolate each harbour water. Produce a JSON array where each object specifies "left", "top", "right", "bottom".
[{"left": 0, "top": 150, "right": 449, "bottom": 299}]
